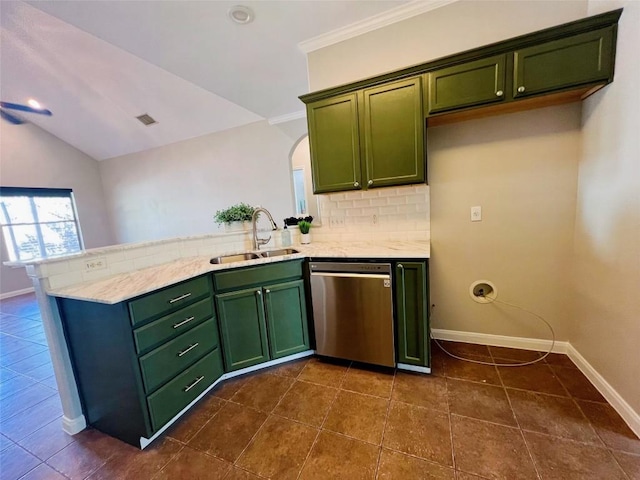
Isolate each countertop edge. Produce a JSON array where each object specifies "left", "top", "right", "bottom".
[{"left": 48, "top": 242, "right": 430, "bottom": 305}]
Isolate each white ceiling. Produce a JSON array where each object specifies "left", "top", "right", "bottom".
[{"left": 0, "top": 0, "right": 449, "bottom": 161}]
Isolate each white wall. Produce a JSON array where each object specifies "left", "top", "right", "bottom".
[
  {"left": 429, "top": 104, "right": 581, "bottom": 340},
  {"left": 99, "top": 120, "right": 297, "bottom": 243},
  {"left": 306, "top": 0, "right": 588, "bottom": 341},
  {"left": 308, "top": 0, "right": 587, "bottom": 91},
  {"left": 573, "top": 0, "right": 640, "bottom": 414},
  {"left": 0, "top": 123, "right": 114, "bottom": 295}
]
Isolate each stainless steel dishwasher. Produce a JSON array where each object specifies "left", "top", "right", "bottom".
[{"left": 309, "top": 261, "right": 395, "bottom": 367}]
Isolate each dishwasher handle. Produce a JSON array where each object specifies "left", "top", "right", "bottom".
[{"left": 310, "top": 272, "right": 390, "bottom": 280}]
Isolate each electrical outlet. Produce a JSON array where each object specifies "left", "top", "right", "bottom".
[
  {"left": 471, "top": 206, "right": 482, "bottom": 222},
  {"left": 330, "top": 216, "right": 345, "bottom": 227},
  {"left": 85, "top": 257, "right": 107, "bottom": 272}
]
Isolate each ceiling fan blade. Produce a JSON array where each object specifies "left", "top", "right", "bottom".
[
  {"left": 0, "top": 102, "right": 52, "bottom": 116},
  {"left": 0, "top": 109, "right": 26, "bottom": 124}
]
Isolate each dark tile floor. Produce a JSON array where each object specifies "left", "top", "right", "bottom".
[{"left": 1, "top": 293, "right": 639, "bottom": 479}]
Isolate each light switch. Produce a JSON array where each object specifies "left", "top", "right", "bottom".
[{"left": 471, "top": 206, "right": 482, "bottom": 222}]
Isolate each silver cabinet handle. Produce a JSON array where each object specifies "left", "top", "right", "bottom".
[
  {"left": 265, "top": 289, "right": 270, "bottom": 294},
  {"left": 368, "top": 179, "right": 373, "bottom": 185},
  {"left": 173, "top": 316, "right": 195, "bottom": 329},
  {"left": 256, "top": 289, "right": 262, "bottom": 296},
  {"left": 184, "top": 375, "right": 204, "bottom": 392},
  {"left": 398, "top": 264, "right": 404, "bottom": 270},
  {"left": 169, "top": 292, "right": 192, "bottom": 304},
  {"left": 354, "top": 181, "right": 360, "bottom": 187},
  {"left": 496, "top": 90, "right": 503, "bottom": 96},
  {"left": 517, "top": 86, "right": 525, "bottom": 93},
  {"left": 177, "top": 342, "right": 199, "bottom": 357}
]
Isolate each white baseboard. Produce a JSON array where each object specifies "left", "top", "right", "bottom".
[
  {"left": 62, "top": 414, "right": 86, "bottom": 435},
  {"left": 567, "top": 344, "right": 640, "bottom": 438},
  {"left": 0, "top": 287, "right": 35, "bottom": 300},
  {"left": 397, "top": 363, "right": 431, "bottom": 374},
  {"left": 431, "top": 328, "right": 569, "bottom": 354},
  {"left": 431, "top": 328, "right": 640, "bottom": 438}
]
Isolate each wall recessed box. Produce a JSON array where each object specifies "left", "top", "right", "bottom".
[{"left": 300, "top": 9, "right": 621, "bottom": 194}]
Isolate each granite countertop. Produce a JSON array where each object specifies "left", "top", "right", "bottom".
[{"left": 48, "top": 240, "right": 429, "bottom": 304}]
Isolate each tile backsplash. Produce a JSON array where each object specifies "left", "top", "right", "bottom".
[
  {"left": 32, "top": 232, "right": 253, "bottom": 290},
  {"left": 313, "top": 184, "right": 430, "bottom": 242},
  {"left": 26, "top": 184, "right": 429, "bottom": 291}
]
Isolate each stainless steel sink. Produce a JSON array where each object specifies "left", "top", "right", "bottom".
[
  {"left": 209, "top": 252, "right": 261, "bottom": 264},
  {"left": 260, "top": 248, "right": 300, "bottom": 257}
]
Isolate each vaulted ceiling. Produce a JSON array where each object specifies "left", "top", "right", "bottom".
[{"left": 0, "top": 0, "right": 450, "bottom": 161}]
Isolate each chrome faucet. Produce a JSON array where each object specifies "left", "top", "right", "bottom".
[{"left": 252, "top": 207, "right": 277, "bottom": 250}]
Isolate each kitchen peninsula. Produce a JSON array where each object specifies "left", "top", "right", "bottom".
[{"left": 13, "top": 233, "right": 429, "bottom": 448}]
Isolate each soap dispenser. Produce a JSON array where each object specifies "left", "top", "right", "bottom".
[{"left": 281, "top": 222, "right": 291, "bottom": 247}]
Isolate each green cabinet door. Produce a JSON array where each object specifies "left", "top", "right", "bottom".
[
  {"left": 216, "top": 288, "right": 270, "bottom": 372},
  {"left": 427, "top": 55, "right": 506, "bottom": 114},
  {"left": 263, "top": 280, "right": 309, "bottom": 359},
  {"left": 513, "top": 27, "right": 614, "bottom": 98},
  {"left": 307, "top": 93, "right": 362, "bottom": 193},
  {"left": 395, "top": 261, "right": 429, "bottom": 368},
  {"left": 363, "top": 76, "right": 425, "bottom": 188}
]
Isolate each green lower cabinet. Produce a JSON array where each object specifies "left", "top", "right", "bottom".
[
  {"left": 427, "top": 54, "right": 507, "bottom": 114},
  {"left": 513, "top": 26, "right": 614, "bottom": 98},
  {"left": 395, "top": 261, "right": 429, "bottom": 368},
  {"left": 147, "top": 348, "right": 224, "bottom": 432},
  {"left": 216, "top": 288, "right": 270, "bottom": 372},
  {"left": 263, "top": 280, "right": 309, "bottom": 359}
]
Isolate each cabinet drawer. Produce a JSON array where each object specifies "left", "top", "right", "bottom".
[
  {"left": 213, "top": 260, "right": 302, "bottom": 292},
  {"left": 129, "top": 275, "right": 211, "bottom": 326},
  {"left": 133, "top": 298, "right": 214, "bottom": 354},
  {"left": 139, "top": 318, "right": 219, "bottom": 393},
  {"left": 147, "top": 347, "right": 223, "bottom": 432}
]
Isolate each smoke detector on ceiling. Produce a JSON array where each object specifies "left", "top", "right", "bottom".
[{"left": 228, "top": 5, "right": 254, "bottom": 24}]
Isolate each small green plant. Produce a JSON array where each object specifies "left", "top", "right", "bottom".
[
  {"left": 298, "top": 220, "right": 312, "bottom": 234},
  {"left": 214, "top": 203, "right": 255, "bottom": 224}
]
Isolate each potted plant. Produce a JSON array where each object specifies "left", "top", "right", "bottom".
[
  {"left": 214, "top": 203, "right": 255, "bottom": 231},
  {"left": 298, "top": 219, "right": 312, "bottom": 244}
]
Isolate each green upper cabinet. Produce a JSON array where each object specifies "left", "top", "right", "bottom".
[
  {"left": 513, "top": 27, "right": 614, "bottom": 99},
  {"left": 306, "top": 76, "right": 426, "bottom": 193},
  {"left": 301, "top": 9, "right": 620, "bottom": 132},
  {"left": 394, "top": 261, "right": 429, "bottom": 368},
  {"left": 362, "top": 77, "right": 425, "bottom": 188},
  {"left": 427, "top": 55, "right": 507, "bottom": 114},
  {"left": 307, "top": 93, "right": 361, "bottom": 193}
]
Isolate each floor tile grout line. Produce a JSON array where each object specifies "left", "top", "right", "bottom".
[
  {"left": 149, "top": 443, "right": 187, "bottom": 480},
  {"left": 496, "top": 359, "right": 543, "bottom": 480},
  {"left": 226, "top": 364, "right": 308, "bottom": 477},
  {"left": 6, "top": 442, "right": 45, "bottom": 480},
  {"left": 12, "top": 415, "right": 72, "bottom": 462},
  {"left": 295, "top": 360, "right": 350, "bottom": 480},
  {"left": 373, "top": 368, "right": 394, "bottom": 480},
  {"left": 444, "top": 376, "right": 458, "bottom": 472},
  {"left": 0, "top": 391, "right": 60, "bottom": 425}
]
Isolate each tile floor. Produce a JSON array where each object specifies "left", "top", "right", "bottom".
[{"left": 1, "top": 293, "right": 639, "bottom": 479}]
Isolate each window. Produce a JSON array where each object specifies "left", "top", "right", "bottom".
[{"left": 0, "top": 187, "right": 83, "bottom": 261}]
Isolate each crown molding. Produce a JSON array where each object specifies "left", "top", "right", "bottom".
[
  {"left": 298, "top": 0, "right": 459, "bottom": 53},
  {"left": 267, "top": 110, "right": 306, "bottom": 125}
]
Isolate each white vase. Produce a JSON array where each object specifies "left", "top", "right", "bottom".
[
  {"left": 300, "top": 232, "right": 311, "bottom": 244},
  {"left": 224, "top": 221, "right": 249, "bottom": 232}
]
